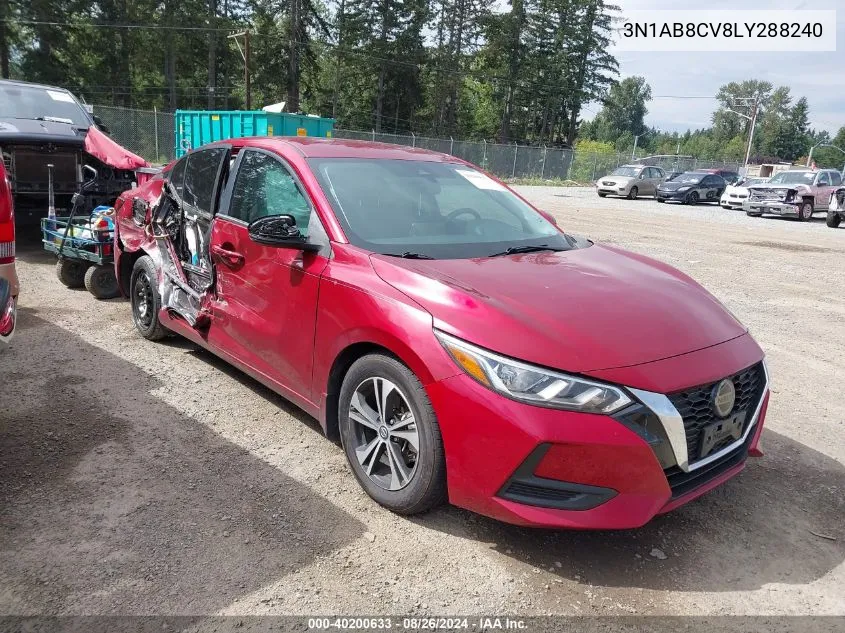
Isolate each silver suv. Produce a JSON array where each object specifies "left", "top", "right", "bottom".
[{"left": 597, "top": 165, "right": 666, "bottom": 200}]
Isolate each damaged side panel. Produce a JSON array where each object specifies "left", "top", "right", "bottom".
[{"left": 147, "top": 185, "right": 215, "bottom": 328}]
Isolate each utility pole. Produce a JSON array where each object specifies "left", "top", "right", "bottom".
[
  {"left": 228, "top": 30, "right": 252, "bottom": 110},
  {"left": 726, "top": 96, "right": 759, "bottom": 172},
  {"left": 632, "top": 135, "right": 641, "bottom": 160}
]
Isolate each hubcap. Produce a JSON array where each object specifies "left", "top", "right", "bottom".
[
  {"left": 133, "top": 272, "right": 154, "bottom": 327},
  {"left": 348, "top": 377, "right": 419, "bottom": 491}
]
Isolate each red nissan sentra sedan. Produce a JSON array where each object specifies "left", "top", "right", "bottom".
[{"left": 113, "top": 138, "right": 769, "bottom": 529}]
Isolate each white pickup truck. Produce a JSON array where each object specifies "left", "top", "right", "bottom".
[{"left": 743, "top": 168, "right": 843, "bottom": 221}]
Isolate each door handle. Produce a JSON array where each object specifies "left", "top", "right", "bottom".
[{"left": 211, "top": 244, "right": 245, "bottom": 268}]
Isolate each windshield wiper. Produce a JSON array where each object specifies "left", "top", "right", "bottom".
[
  {"left": 35, "top": 116, "right": 75, "bottom": 124},
  {"left": 383, "top": 251, "right": 435, "bottom": 260},
  {"left": 487, "top": 245, "right": 565, "bottom": 258}
]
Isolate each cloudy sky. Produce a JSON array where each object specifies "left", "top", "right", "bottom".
[{"left": 594, "top": 0, "right": 844, "bottom": 135}]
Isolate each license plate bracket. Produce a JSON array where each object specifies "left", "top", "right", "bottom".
[{"left": 699, "top": 411, "right": 746, "bottom": 458}]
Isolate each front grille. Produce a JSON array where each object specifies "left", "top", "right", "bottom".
[
  {"left": 667, "top": 362, "right": 765, "bottom": 463},
  {"left": 664, "top": 431, "right": 753, "bottom": 499}
]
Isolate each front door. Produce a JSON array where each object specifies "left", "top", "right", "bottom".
[
  {"left": 814, "top": 172, "right": 835, "bottom": 210},
  {"left": 207, "top": 148, "right": 331, "bottom": 402}
]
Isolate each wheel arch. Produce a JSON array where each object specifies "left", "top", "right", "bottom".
[{"left": 322, "top": 333, "right": 437, "bottom": 442}]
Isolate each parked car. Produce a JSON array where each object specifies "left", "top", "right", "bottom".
[
  {"left": 743, "top": 168, "right": 842, "bottom": 221},
  {"left": 595, "top": 164, "right": 665, "bottom": 200},
  {"left": 0, "top": 79, "right": 148, "bottom": 226},
  {"left": 114, "top": 138, "right": 770, "bottom": 529},
  {"left": 699, "top": 168, "right": 740, "bottom": 185},
  {"left": 656, "top": 172, "right": 727, "bottom": 204},
  {"left": 720, "top": 177, "right": 769, "bottom": 210},
  {"left": 0, "top": 159, "right": 17, "bottom": 347},
  {"left": 827, "top": 186, "right": 845, "bottom": 228}
]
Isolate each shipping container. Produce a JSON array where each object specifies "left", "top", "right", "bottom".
[{"left": 175, "top": 110, "right": 335, "bottom": 157}]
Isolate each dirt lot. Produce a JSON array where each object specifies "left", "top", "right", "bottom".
[{"left": 1, "top": 187, "right": 843, "bottom": 617}]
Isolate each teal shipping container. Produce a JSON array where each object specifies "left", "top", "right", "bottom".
[{"left": 174, "top": 110, "right": 335, "bottom": 157}]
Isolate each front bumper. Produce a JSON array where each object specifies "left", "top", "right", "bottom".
[
  {"left": 720, "top": 195, "right": 746, "bottom": 209},
  {"left": 656, "top": 190, "right": 689, "bottom": 201},
  {"left": 596, "top": 184, "right": 631, "bottom": 196},
  {"left": 426, "top": 334, "right": 768, "bottom": 529},
  {"left": 743, "top": 200, "right": 800, "bottom": 216}
]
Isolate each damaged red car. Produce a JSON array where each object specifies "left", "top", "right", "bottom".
[{"left": 114, "top": 138, "right": 770, "bottom": 529}]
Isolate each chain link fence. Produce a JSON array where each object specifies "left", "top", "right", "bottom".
[{"left": 93, "top": 105, "right": 742, "bottom": 181}]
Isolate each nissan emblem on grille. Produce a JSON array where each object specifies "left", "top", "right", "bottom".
[{"left": 712, "top": 379, "right": 736, "bottom": 418}]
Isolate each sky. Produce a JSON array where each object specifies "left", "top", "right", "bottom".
[{"left": 590, "top": 0, "right": 845, "bottom": 136}]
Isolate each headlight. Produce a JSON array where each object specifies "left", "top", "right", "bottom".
[
  {"left": 785, "top": 190, "right": 796, "bottom": 202},
  {"left": 434, "top": 331, "right": 632, "bottom": 414},
  {"left": 676, "top": 186, "right": 691, "bottom": 192}
]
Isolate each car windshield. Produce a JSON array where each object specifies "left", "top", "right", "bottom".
[
  {"left": 675, "top": 173, "right": 703, "bottom": 184},
  {"left": 610, "top": 166, "right": 639, "bottom": 178},
  {"left": 768, "top": 171, "right": 815, "bottom": 185},
  {"left": 309, "top": 158, "right": 571, "bottom": 259},
  {"left": 0, "top": 83, "right": 90, "bottom": 126}
]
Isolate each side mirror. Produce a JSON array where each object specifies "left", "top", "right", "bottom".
[
  {"left": 92, "top": 115, "right": 110, "bottom": 134},
  {"left": 639, "top": 174, "right": 646, "bottom": 180},
  {"left": 248, "top": 215, "right": 320, "bottom": 251}
]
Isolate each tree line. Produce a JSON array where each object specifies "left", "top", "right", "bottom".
[
  {"left": 580, "top": 77, "right": 845, "bottom": 168},
  {"left": 1, "top": 0, "right": 619, "bottom": 145},
  {"left": 2, "top": 1, "right": 842, "bottom": 167}
]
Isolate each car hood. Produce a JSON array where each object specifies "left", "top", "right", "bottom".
[
  {"left": 748, "top": 183, "right": 805, "bottom": 191},
  {"left": 0, "top": 116, "right": 87, "bottom": 146},
  {"left": 370, "top": 244, "right": 747, "bottom": 374},
  {"left": 658, "top": 181, "right": 697, "bottom": 191},
  {"left": 599, "top": 175, "right": 634, "bottom": 184}
]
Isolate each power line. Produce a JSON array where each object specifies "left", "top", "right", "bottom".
[{"left": 3, "top": 19, "right": 235, "bottom": 32}]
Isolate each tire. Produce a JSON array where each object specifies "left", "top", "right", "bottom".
[
  {"left": 685, "top": 191, "right": 700, "bottom": 205},
  {"left": 130, "top": 255, "right": 168, "bottom": 341},
  {"left": 338, "top": 353, "right": 447, "bottom": 515},
  {"left": 84, "top": 265, "right": 121, "bottom": 300},
  {"left": 627, "top": 186, "right": 638, "bottom": 200},
  {"left": 656, "top": 198, "right": 665, "bottom": 203},
  {"left": 746, "top": 211, "right": 763, "bottom": 217},
  {"left": 798, "top": 200, "right": 814, "bottom": 222},
  {"left": 597, "top": 192, "right": 607, "bottom": 198},
  {"left": 55, "top": 259, "right": 88, "bottom": 288},
  {"left": 827, "top": 211, "right": 842, "bottom": 228}
]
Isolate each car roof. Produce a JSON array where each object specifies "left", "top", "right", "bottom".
[
  {"left": 0, "top": 78, "right": 73, "bottom": 93},
  {"left": 225, "top": 137, "right": 463, "bottom": 162}
]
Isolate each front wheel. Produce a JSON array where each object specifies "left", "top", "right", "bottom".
[
  {"left": 827, "top": 211, "right": 842, "bottom": 228},
  {"left": 597, "top": 192, "right": 607, "bottom": 198},
  {"left": 130, "top": 255, "right": 168, "bottom": 340},
  {"left": 627, "top": 186, "right": 638, "bottom": 200},
  {"left": 338, "top": 354, "right": 446, "bottom": 515},
  {"left": 656, "top": 198, "right": 665, "bottom": 203},
  {"left": 798, "top": 200, "right": 814, "bottom": 222},
  {"left": 685, "top": 191, "right": 700, "bottom": 205}
]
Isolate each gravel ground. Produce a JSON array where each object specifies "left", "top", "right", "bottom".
[{"left": 1, "top": 186, "right": 843, "bottom": 617}]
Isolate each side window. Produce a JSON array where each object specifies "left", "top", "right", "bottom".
[
  {"left": 169, "top": 156, "right": 187, "bottom": 201},
  {"left": 649, "top": 167, "right": 663, "bottom": 179},
  {"left": 831, "top": 172, "right": 842, "bottom": 186},
  {"left": 817, "top": 172, "right": 830, "bottom": 186},
  {"left": 227, "top": 150, "right": 312, "bottom": 234},
  {"left": 184, "top": 148, "right": 227, "bottom": 216}
]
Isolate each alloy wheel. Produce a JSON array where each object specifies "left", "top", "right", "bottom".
[{"left": 348, "top": 377, "right": 419, "bottom": 491}]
